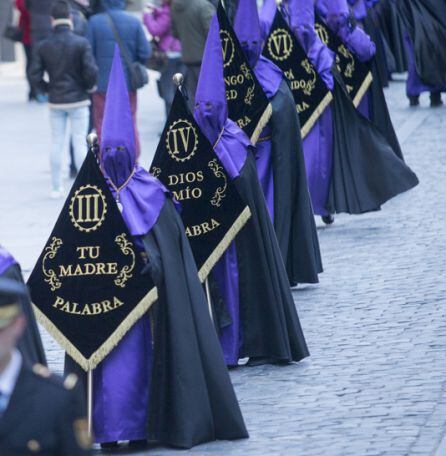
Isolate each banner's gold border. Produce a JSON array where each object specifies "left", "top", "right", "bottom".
[
  {"left": 250, "top": 103, "right": 273, "bottom": 145},
  {"left": 353, "top": 71, "right": 373, "bottom": 108},
  {"left": 300, "top": 91, "right": 333, "bottom": 139},
  {"left": 32, "top": 286, "right": 158, "bottom": 371},
  {"left": 198, "top": 205, "right": 251, "bottom": 282}
]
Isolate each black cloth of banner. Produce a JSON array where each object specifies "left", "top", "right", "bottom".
[
  {"left": 232, "top": 152, "right": 310, "bottom": 364},
  {"left": 315, "top": 17, "right": 372, "bottom": 106},
  {"left": 262, "top": 9, "right": 332, "bottom": 137},
  {"left": 217, "top": 2, "right": 271, "bottom": 143},
  {"left": 1, "top": 264, "right": 47, "bottom": 366},
  {"left": 269, "top": 79, "right": 323, "bottom": 285},
  {"left": 327, "top": 71, "right": 419, "bottom": 215},
  {"left": 397, "top": 0, "right": 446, "bottom": 87},
  {"left": 150, "top": 89, "right": 250, "bottom": 281},
  {"left": 66, "top": 200, "right": 248, "bottom": 449},
  {"left": 28, "top": 151, "right": 156, "bottom": 370}
]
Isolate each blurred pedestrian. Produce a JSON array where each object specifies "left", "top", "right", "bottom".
[
  {"left": 170, "top": 0, "right": 215, "bottom": 107},
  {"left": 70, "top": 0, "right": 92, "bottom": 35},
  {"left": 144, "top": 0, "right": 185, "bottom": 117},
  {"left": 29, "top": 0, "right": 98, "bottom": 198},
  {"left": 87, "top": 0, "right": 151, "bottom": 155},
  {"left": 0, "top": 278, "right": 91, "bottom": 456},
  {"left": 27, "top": 0, "right": 54, "bottom": 102},
  {"left": 15, "top": 0, "right": 36, "bottom": 101},
  {"left": 0, "top": 0, "right": 15, "bottom": 62}
]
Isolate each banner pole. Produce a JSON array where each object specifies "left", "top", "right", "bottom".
[
  {"left": 87, "top": 369, "right": 93, "bottom": 438},
  {"left": 205, "top": 278, "right": 214, "bottom": 321}
]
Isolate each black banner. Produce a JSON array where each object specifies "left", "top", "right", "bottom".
[
  {"left": 315, "top": 17, "right": 373, "bottom": 107},
  {"left": 217, "top": 2, "right": 271, "bottom": 144},
  {"left": 150, "top": 89, "right": 251, "bottom": 281},
  {"left": 28, "top": 152, "right": 157, "bottom": 371},
  {"left": 262, "top": 9, "right": 333, "bottom": 138}
]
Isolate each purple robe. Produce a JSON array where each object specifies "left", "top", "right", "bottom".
[
  {"left": 92, "top": 46, "right": 168, "bottom": 443},
  {"left": 288, "top": 0, "right": 335, "bottom": 215},
  {"left": 348, "top": 0, "right": 368, "bottom": 20},
  {"left": 0, "top": 246, "right": 17, "bottom": 275},
  {"left": 194, "top": 15, "right": 252, "bottom": 366},
  {"left": 302, "top": 108, "right": 333, "bottom": 216},
  {"left": 211, "top": 120, "right": 250, "bottom": 365}
]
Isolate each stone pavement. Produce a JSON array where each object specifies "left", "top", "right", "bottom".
[{"left": 1, "top": 70, "right": 446, "bottom": 456}]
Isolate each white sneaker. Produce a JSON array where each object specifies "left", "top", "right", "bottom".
[{"left": 50, "top": 188, "right": 64, "bottom": 199}]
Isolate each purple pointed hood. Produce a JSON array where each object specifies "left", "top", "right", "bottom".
[
  {"left": 101, "top": 46, "right": 168, "bottom": 236},
  {"left": 234, "top": 0, "right": 263, "bottom": 68},
  {"left": 234, "top": 0, "right": 283, "bottom": 99},
  {"left": 194, "top": 14, "right": 251, "bottom": 180},
  {"left": 259, "top": 0, "right": 277, "bottom": 40},
  {"left": 101, "top": 46, "right": 135, "bottom": 189},
  {"left": 195, "top": 14, "right": 227, "bottom": 146}
]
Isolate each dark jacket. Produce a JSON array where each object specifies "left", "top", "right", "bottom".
[
  {"left": 26, "top": 0, "right": 53, "bottom": 44},
  {"left": 171, "top": 0, "right": 215, "bottom": 65},
  {"left": 0, "top": 362, "right": 90, "bottom": 455},
  {"left": 29, "top": 24, "right": 98, "bottom": 106},
  {"left": 87, "top": 0, "right": 151, "bottom": 92}
]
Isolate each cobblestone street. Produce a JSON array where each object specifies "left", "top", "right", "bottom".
[{"left": 1, "top": 66, "right": 446, "bottom": 455}]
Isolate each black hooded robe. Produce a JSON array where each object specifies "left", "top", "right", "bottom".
[
  {"left": 234, "top": 152, "right": 310, "bottom": 364},
  {"left": 397, "top": 0, "right": 446, "bottom": 87},
  {"left": 66, "top": 199, "right": 248, "bottom": 449},
  {"left": 143, "top": 200, "right": 248, "bottom": 448},
  {"left": 1, "top": 264, "right": 47, "bottom": 366},
  {"left": 269, "top": 79, "right": 323, "bottom": 285},
  {"left": 327, "top": 71, "right": 419, "bottom": 214}
]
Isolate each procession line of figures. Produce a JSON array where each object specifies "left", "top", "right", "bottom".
[{"left": 2, "top": 0, "right": 445, "bottom": 453}]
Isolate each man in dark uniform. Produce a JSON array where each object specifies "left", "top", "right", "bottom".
[{"left": 0, "top": 278, "right": 91, "bottom": 455}]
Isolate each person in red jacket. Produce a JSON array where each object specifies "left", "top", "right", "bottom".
[
  {"left": 15, "top": 0, "right": 35, "bottom": 101},
  {"left": 143, "top": 0, "right": 185, "bottom": 117}
]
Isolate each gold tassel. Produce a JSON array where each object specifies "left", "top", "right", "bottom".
[
  {"left": 32, "top": 287, "right": 158, "bottom": 371},
  {"left": 353, "top": 71, "right": 373, "bottom": 108},
  {"left": 250, "top": 103, "right": 273, "bottom": 145},
  {"left": 300, "top": 91, "right": 333, "bottom": 139},
  {"left": 198, "top": 206, "right": 252, "bottom": 282}
]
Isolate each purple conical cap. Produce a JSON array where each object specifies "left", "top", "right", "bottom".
[
  {"left": 101, "top": 45, "right": 136, "bottom": 188},
  {"left": 234, "top": 0, "right": 262, "bottom": 67},
  {"left": 194, "top": 14, "right": 228, "bottom": 145}
]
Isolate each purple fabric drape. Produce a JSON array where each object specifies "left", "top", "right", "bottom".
[
  {"left": 357, "top": 92, "right": 370, "bottom": 118},
  {"left": 254, "top": 127, "right": 275, "bottom": 220},
  {"left": 0, "top": 246, "right": 17, "bottom": 275},
  {"left": 302, "top": 107, "right": 333, "bottom": 216},
  {"left": 213, "top": 242, "right": 241, "bottom": 366},
  {"left": 93, "top": 309, "right": 153, "bottom": 443},
  {"left": 317, "top": 0, "right": 376, "bottom": 62}
]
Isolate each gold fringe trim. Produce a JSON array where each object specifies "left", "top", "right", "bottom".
[
  {"left": 198, "top": 206, "right": 251, "bottom": 282},
  {"left": 353, "top": 71, "right": 373, "bottom": 108},
  {"left": 32, "top": 287, "right": 158, "bottom": 372},
  {"left": 300, "top": 91, "right": 333, "bottom": 139},
  {"left": 250, "top": 103, "right": 273, "bottom": 145}
]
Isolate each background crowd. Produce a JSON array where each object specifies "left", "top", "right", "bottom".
[{"left": 0, "top": 0, "right": 227, "bottom": 198}]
